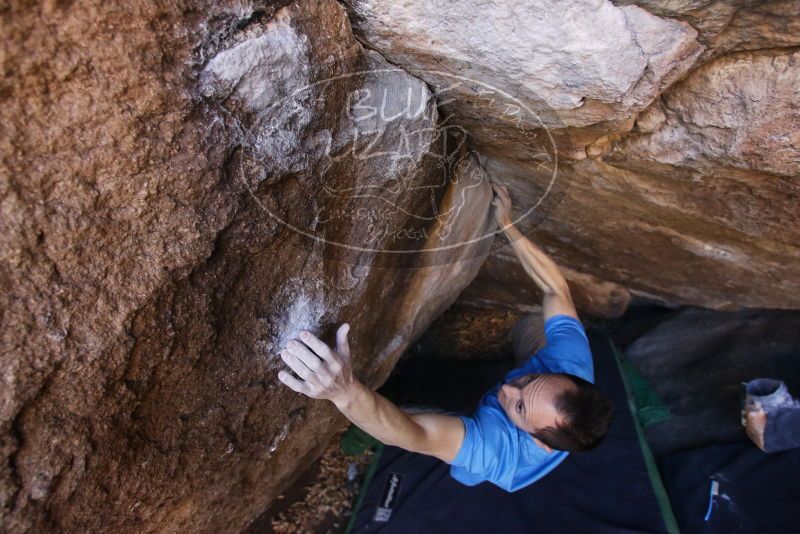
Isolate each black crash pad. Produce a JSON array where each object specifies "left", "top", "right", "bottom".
[
  {"left": 660, "top": 441, "right": 800, "bottom": 533},
  {"left": 621, "top": 307, "right": 800, "bottom": 456}
]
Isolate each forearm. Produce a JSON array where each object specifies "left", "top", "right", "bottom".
[
  {"left": 502, "top": 224, "right": 569, "bottom": 296},
  {"left": 334, "top": 381, "right": 428, "bottom": 452},
  {"left": 278, "top": 325, "right": 463, "bottom": 463}
]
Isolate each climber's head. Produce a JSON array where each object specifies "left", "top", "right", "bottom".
[{"left": 498, "top": 372, "right": 613, "bottom": 453}]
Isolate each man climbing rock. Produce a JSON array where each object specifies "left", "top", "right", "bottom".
[{"left": 277, "top": 183, "right": 614, "bottom": 491}]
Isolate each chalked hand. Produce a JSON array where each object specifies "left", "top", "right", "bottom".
[
  {"left": 278, "top": 323, "right": 355, "bottom": 406},
  {"left": 491, "top": 182, "right": 513, "bottom": 228}
]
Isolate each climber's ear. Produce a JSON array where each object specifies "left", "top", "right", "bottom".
[{"left": 336, "top": 323, "right": 351, "bottom": 357}]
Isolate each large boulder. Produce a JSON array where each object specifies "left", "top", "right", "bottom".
[
  {"left": 582, "top": 48, "right": 800, "bottom": 308},
  {"left": 612, "top": 0, "right": 800, "bottom": 61},
  {"left": 344, "top": 0, "right": 704, "bottom": 149},
  {"left": 3, "top": 0, "right": 800, "bottom": 531},
  {"left": 345, "top": 0, "right": 800, "bottom": 312},
  {"left": 0, "top": 1, "right": 494, "bottom": 531}
]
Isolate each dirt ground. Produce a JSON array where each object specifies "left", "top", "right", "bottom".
[
  {"left": 246, "top": 431, "right": 374, "bottom": 534},
  {"left": 408, "top": 305, "right": 522, "bottom": 361}
]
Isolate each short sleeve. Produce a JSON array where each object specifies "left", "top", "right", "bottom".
[
  {"left": 521, "top": 314, "right": 594, "bottom": 383},
  {"left": 449, "top": 407, "right": 520, "bottom": 491}
]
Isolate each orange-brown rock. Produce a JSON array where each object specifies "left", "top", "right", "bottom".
[
  {"left": 0, "top": 1, "right": 494, "bottom": 531},
  {"left": 458, "top": 246, "right": 631, "bottom": 319}
]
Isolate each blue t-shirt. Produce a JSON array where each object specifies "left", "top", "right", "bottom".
[{"left": 449, "top": 314, "right": 594, "bottom": 492}]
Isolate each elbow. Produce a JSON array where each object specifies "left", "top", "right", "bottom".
[
  {"left": 545, "top": 279, "right": 571, "bottom": 298},
  {"left": 408, "top": 427, "right": 435, "bottom": 456},
  {"left": 405, "top": 417, "right": 439, "bottom": 456}
]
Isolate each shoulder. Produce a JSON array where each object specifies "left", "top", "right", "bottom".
[
  {"left": 511, "top": 444, "right": 570, "bottom": 491},
  {"left": 538, "top": 315, "right": 594, "bottom": 382},
  {"left": 451, "top": 399, "right": 569, "bottom": 491},
  {"left": 457, "top": 394, "right": 516, "bottom": 456},
  {"left": 544, "top": 314, "right": 589, "bottom": 340},
  {"left": 450, "top": 395, "right": 522, "bottom": 488}
]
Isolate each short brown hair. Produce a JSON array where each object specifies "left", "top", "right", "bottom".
[{"left": 532, "top": 374, "right": 614, "bottom": 452}]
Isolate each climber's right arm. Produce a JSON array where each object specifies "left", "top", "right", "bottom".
[
  {"left": 333, "top": 382, "right": 465, "bottom": 462},
  {"left": 277, "top": 324, "right": 465, "bottom": 463}
]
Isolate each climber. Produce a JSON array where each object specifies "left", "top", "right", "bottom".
[{"left": 277, "top": 183, "right": 614, "bottom": 491}]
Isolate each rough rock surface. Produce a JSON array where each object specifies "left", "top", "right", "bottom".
[
  {"left": 3, "top": 0, "right": 800, "bottom": 532},
  {"left": 613, "top": 0, "right": 800, "bottom": 61},
  {"left": 460, "top": 251, "right": 632, "bottom": 318},
  {"left": 0, "top": 1, "right": 494, "bottom": 532},
  {"left": 617, "top": 50, "right": 800, "bottom": 177},
  {"left": 344, "top": 0, "right": 704, "bottom": 146},
  {"left": 346, "top": 0, "right": 800, "bottom": 312}
]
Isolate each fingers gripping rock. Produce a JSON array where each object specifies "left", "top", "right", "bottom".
[{"left": 278, "top": 323, "right": 356, "bottom": 404}]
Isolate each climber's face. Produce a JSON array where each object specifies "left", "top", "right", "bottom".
[{"left": 498, "top": 373, "right": 576, "bottom": 452}]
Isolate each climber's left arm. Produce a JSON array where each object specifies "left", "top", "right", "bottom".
[
  {"left": 277, "top": 324, "right": 465, "bottom": 463},
  {"left": 491, "top": 182, "right": 578, "bottom": 320}
]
